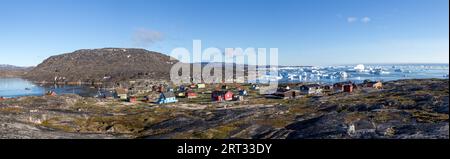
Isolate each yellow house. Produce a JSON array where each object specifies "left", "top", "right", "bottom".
[
  {"left": 114, "top": 88, "right": 128, "bottom": 100},
  {"left": 197, "top": 84, "right": 206, "bottom": 89}
]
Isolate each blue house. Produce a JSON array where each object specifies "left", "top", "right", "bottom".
[
  {"left": 178, "top": 85, "right": 186, "bottom": 92},
  {"left": 156, "top": 92, "right": 178, "bottom": 104}
]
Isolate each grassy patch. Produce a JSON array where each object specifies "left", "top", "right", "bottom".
[
  {"left": 0, "top": 107, "right": 25, "bottom": 114},
  {"left": 411, "top": 111, "right": 449, "bottom": 123}
]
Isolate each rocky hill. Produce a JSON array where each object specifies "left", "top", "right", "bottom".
[{"left": 24, "top": 48, "right": 177, "bottom": 83}]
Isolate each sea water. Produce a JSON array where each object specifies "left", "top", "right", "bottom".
[
  {"left": 0, "top": 78, "right": 98, "bottom": 98},
  {"left": 254, "top": 63, "right": 449, "bottom": 84}
]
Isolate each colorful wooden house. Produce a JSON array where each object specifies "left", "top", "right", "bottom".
[
  {"left": 333, "top": 81, "right": 357, "bottom": 92},
  {"left": 322, "top": 85, "right": 334, "bottom": 93},
  {"left": 178, "top": 85, "right": 186, "bottom": 92},
  {"left": 114, "top": 88, "right": 128, "bottom": 100},
  {"left": 197, "top": 84, "right": 206, "bottom": 89},
  {"left": 156, "top": 92, "right": 178, "bottom": 104},
  {"left": 212, "top": 91, "right": 234, "bottom": 101},
  {"left": 298, "top": 84, "right": 323, "bottom": 95},
  {"left": 269, "top": 89, "right": 300, "bottom": 99},
  {"left": 185, "top": 91, "right": 198, "bottom": 99},
  {"left": 128, "top": 96, "right": 138, "bottom": 103},
  {"left": 45, "top": 91, "right": 57, "bottom": 96}
]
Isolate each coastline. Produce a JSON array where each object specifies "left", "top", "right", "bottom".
[{"left": 1, "top": 78, "right": 448, "bottom": 139}]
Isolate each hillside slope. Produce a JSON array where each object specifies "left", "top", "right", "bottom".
[{"left": 24, "top": 48, "right": 177, "bottom": 83}]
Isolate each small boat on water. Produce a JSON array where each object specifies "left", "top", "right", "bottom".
[{"left": 25, "top": 88, "right": 32, "bottom": 91}]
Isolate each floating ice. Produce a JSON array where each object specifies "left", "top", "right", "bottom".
[{"left": 354, "top": 64, "right": 365, "bottom": 72}]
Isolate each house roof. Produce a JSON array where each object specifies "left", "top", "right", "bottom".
[
  {"left": 334, "top": 81, "right": 353, "bottom": 85},
  {"left": 366, "top": 81, "right": 381, "bottom": 84},
  {"left": 302, "top": 84, "right": 321, "bottom": 88},
  {"left": 115, "top": 88, "right": 128, "bottom": 94},
  {"left": 212, "top": 90, "right": 232, "bottom": 95}
]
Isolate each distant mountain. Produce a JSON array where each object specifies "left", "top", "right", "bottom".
[
  {"left": 24, "top": 48, "right": 178, "bottom": 83},
  {"left": 0, "top": 65, "right": 32, "bottom": 77},
  {"left": 0, "top": 64, "right": 27, "bottom": 70}
]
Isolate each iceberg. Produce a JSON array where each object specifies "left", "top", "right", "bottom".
[
  {"left": 354, "top": 64, "right": 365, "bottom": 72},
  {"left": 370, "top": 68, "right": 390, "bottom": 75},
  {"left": 333, "top": 71, "right": 349, "bottom": 79}
]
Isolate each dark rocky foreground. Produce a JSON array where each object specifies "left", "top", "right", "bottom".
[{"left": 1, "top": 79, "right": 448, "bottom": 139}]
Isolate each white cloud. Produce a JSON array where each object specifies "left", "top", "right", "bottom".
[
  {"left": 347, "top": 17, "right": 358, "bottom": 23},
  {"left": 132, "top": 28, "right": 164, "bottom": 47},
  {"left": 361, "top": 17, "right": 371, "bottom": 23},
  {"left": 345, "top": 16, "right": 372, "bottom": 24}
]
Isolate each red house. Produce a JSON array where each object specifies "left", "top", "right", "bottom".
[
  {"left": 212, "top": 91, "right": 233, "bottom": 101},
  {"left": 185, "top": 91, "right": 198, "bottom": 99},
  {"left": 128, "top": 96, "right": 137, "bottom": 103},
  {"left": 45, "top": 91, "right": 57, "bottom": 96}
]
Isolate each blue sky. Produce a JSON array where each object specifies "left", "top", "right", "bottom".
[{"left": 0, "top": 0, "right": 448, "bottom": 66}]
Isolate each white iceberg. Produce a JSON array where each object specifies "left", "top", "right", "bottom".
[{"left": 354, "top": 64, "right": 365, "bottom": 72}]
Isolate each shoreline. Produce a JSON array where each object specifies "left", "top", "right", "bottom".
[{"left": 1, "top": 78, "right": 448, "bottom": 139}]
